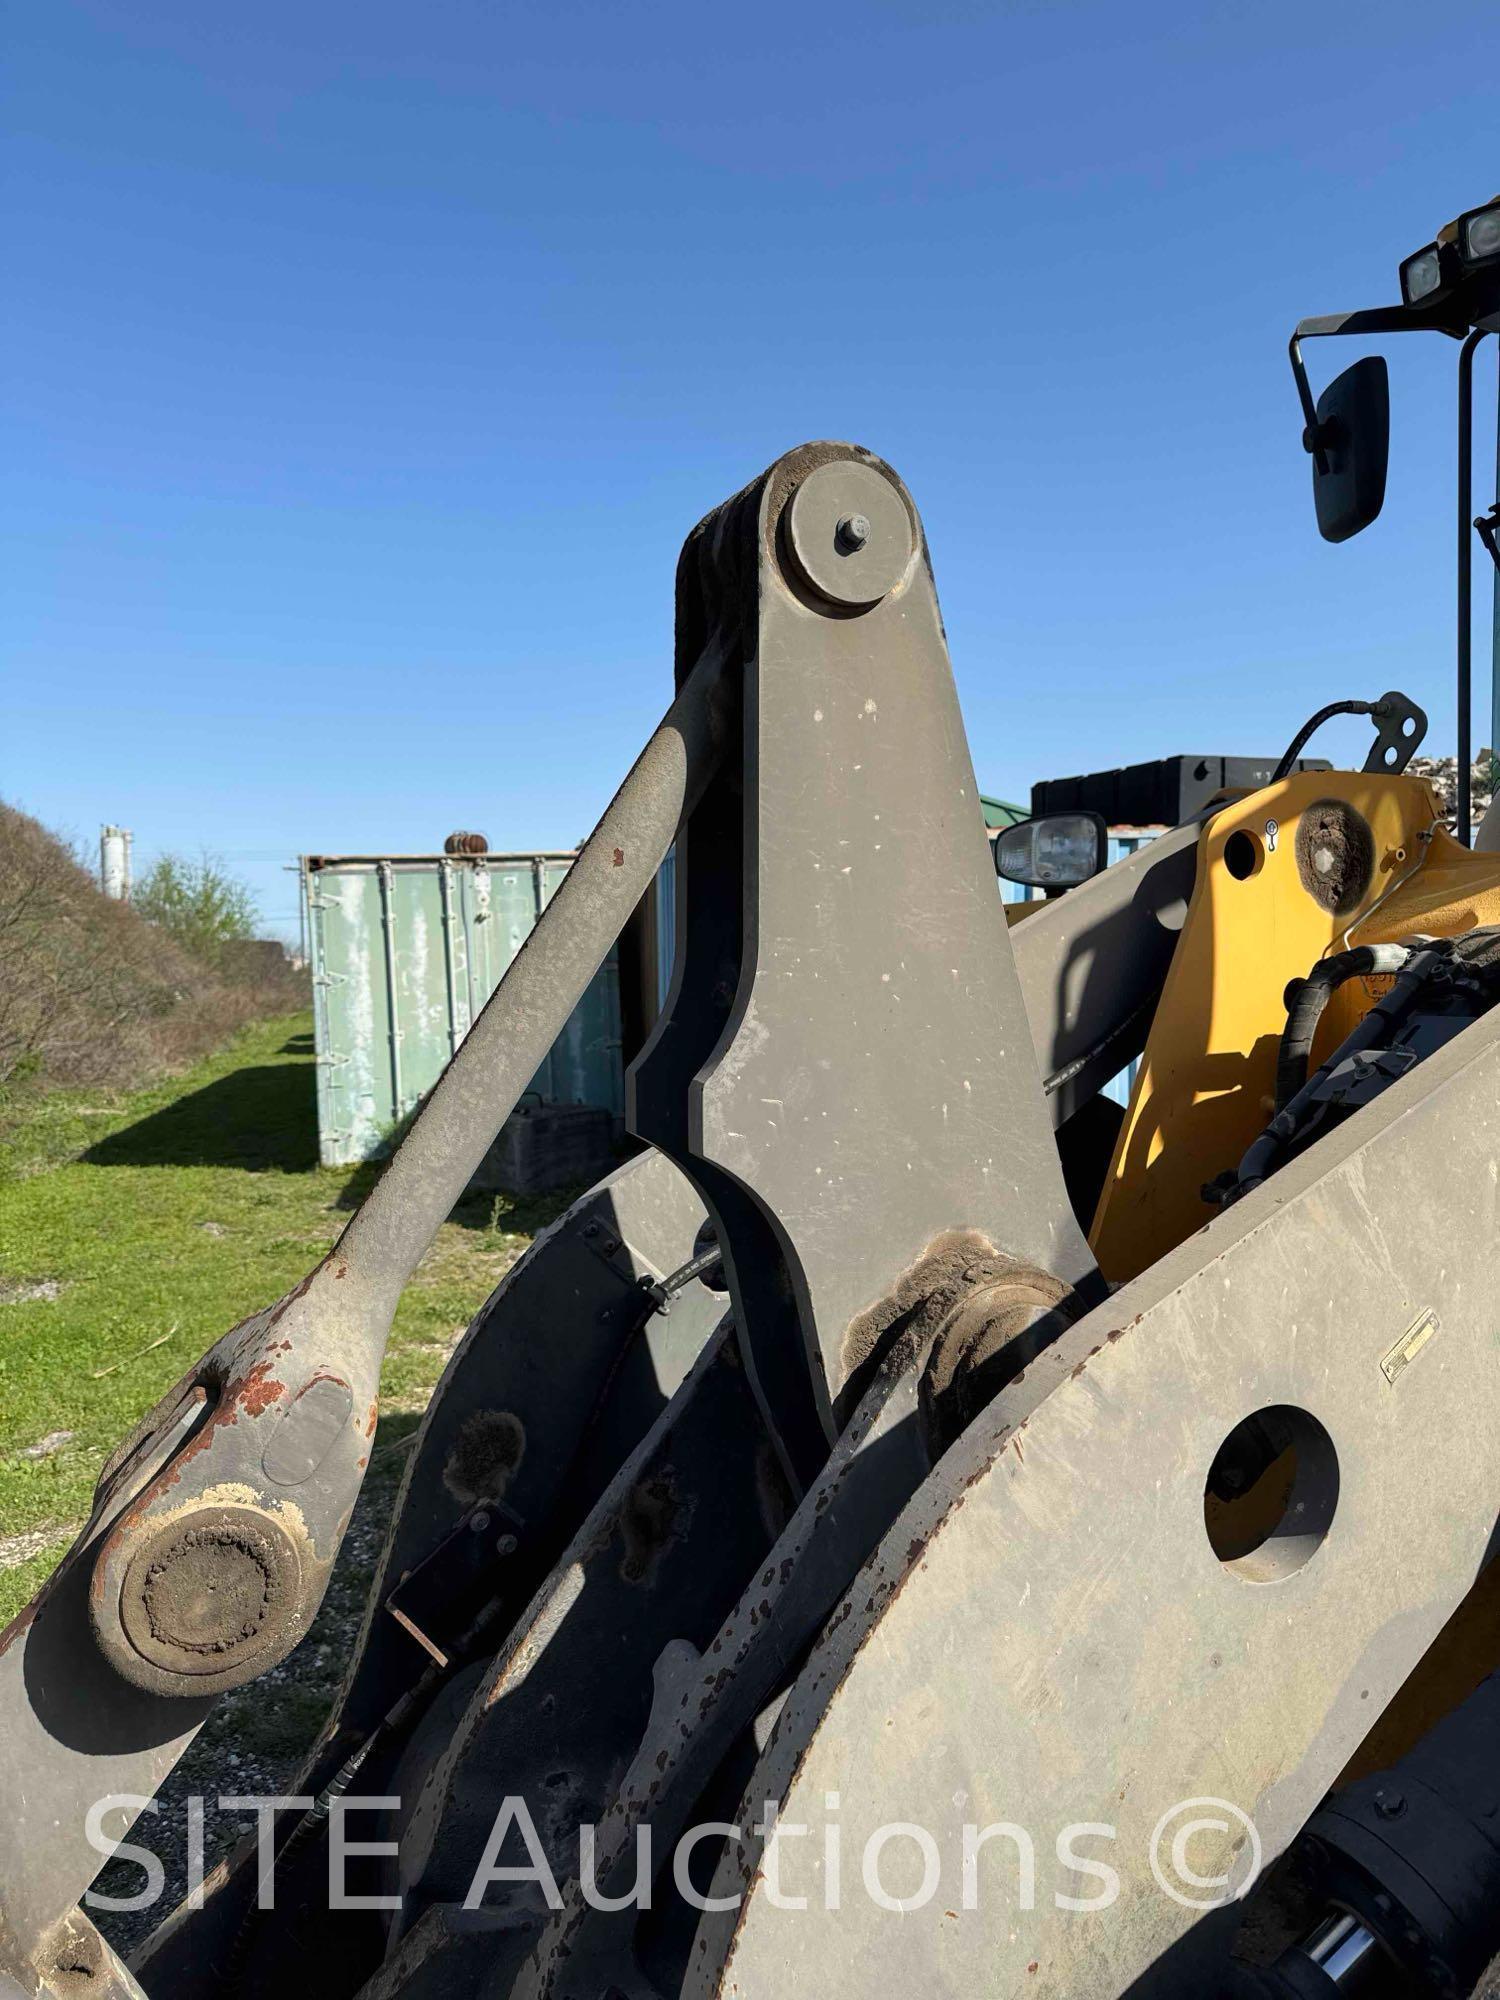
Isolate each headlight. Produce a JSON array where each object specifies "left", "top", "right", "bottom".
[
  {"left": 1399, "top": 242, "right": 1446, "bottom": 306},
  {"left": 994, "top": 812, "right": 1107, "bottom": 890},
  {"left": 1460, "top": 201, "right": 1500, "bottom": 266}
]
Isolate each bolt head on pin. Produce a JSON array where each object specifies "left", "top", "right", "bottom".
[{"left": 836, "top": 513, "right": 871, "bottom": 555}]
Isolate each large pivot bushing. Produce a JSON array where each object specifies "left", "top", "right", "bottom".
[
  {"left": 109, "top": 1504, "right": 305, "bottom": 1695},
  {"left": 87, "top": 1340, "right": 358, "bottom": 1697},
  {"left": 837, "top": 1228, "right": 1076, "bottom": 1446}
]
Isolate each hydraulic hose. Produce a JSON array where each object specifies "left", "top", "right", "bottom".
[
  {"left": 1236, "top": 947, "right": 1444, "bottom": 1195},
  {"left": 1271, "top": 700, "right": 1380, "bottom": 783},
  {"left": 1276, "top": 943, "right": 1412, "bottom": 1111},
  {"left": 641, "top": 1241, "right": 725, "bottom": 1313}
]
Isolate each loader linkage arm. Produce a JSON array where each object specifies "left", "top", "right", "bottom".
[{"left": 7, "top": 440, "right": 1497, "bottom": 2000}]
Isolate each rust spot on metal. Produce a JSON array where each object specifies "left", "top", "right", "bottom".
[
  {"left": 612, "top": 847, "right": 625, "bottom": 867},
  {"left": 237, "top": 1364, "right": 288, "bottom": 1419},
  {"left": 110, "top": 1359, "right": 289, "bottom": 1535}
]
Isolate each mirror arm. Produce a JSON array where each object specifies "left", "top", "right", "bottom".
[
  {"left": 1457, "top": 329, "right": 1493, "bottom": 847},
  {"left": 1293, "top": 306, "right": 1468, "bottom": 341},
  {"left": 1289, "top": 332, "right": 1330, "bottom": 475},
  {"left": 1290, "top": 305, "right": 1467, "bottom": 476}
]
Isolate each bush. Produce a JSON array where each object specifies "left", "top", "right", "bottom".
[
  {"left": 133, "top": 852, "right": 259, "bottom": 967},
  {"left": 0, "top": 804, "right": 305, "bottom": 1110}
]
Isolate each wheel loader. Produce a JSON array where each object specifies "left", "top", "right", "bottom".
[{"left": 5, "top": 199, "right": 1500, "bottom": 2000}]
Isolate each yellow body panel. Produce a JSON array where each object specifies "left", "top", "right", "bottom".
[{"left": 1090, "top": 771, "right": 1500, "bottom": 1282}]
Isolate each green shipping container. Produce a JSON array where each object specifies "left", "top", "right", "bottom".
[{"left": 301, "top": 851, "right": 623, "bottom": 1168}]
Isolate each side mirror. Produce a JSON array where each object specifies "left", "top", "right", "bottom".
[
  {"left": 1309, "top": 355, "right": 1389, "bottom": 543},
  {"left": 995, "top": 811, "right": 1107, "bottom": 891}
]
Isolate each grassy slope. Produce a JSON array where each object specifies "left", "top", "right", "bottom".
[{"left": 0, "top": 1011, "right": 563, "bottom": 1626}]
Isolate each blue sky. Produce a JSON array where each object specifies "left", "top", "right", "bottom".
[{"left": 5, "top": 1, "right": 1498, "bottom": 941}]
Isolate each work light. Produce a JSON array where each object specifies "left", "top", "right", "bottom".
[
  {"left": 1460, "top": 201, "right": 1500, "bottom": 267},
  {"left": 1399, "top": 241, "right": 1447, "bottom": 307}
]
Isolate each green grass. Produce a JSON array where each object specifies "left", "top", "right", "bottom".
[{"left": 0, "top": 1012, "right": 566, "bottom": 1626}]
